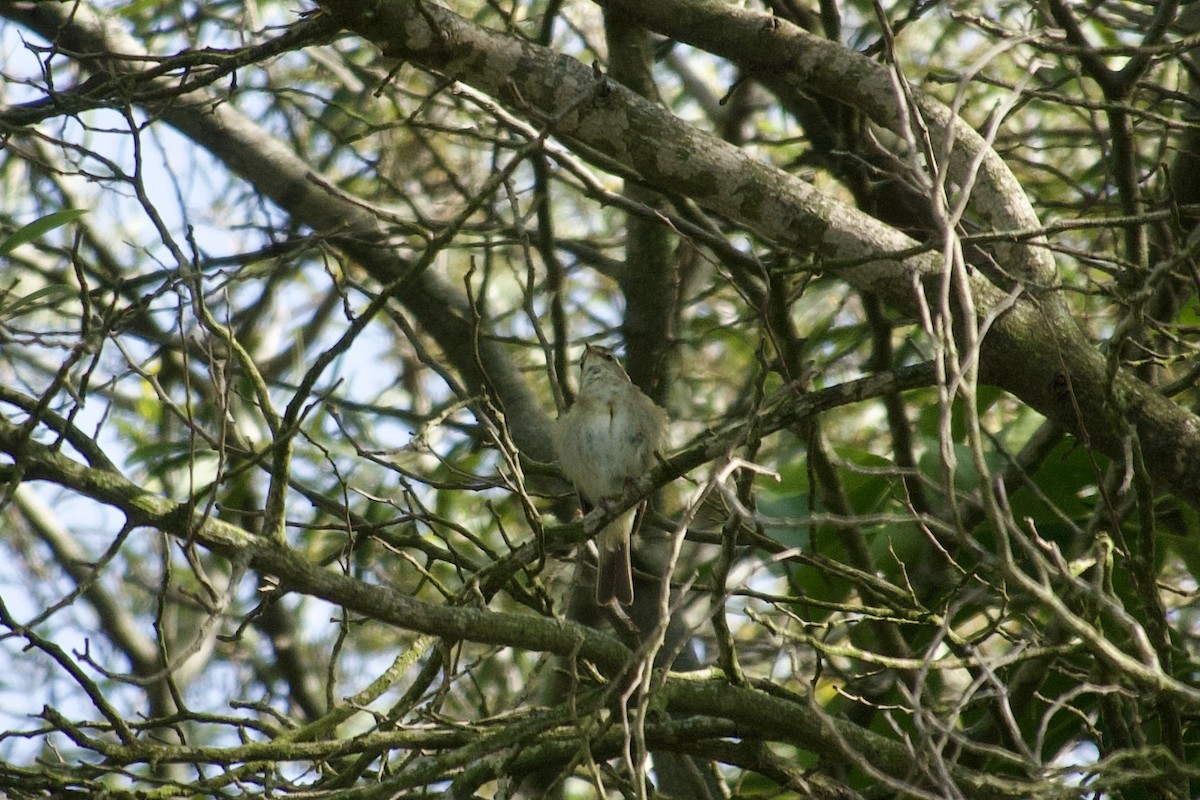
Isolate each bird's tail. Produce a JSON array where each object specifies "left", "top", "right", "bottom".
[{"left": 595, "top": 509, "right": 635, "bottom": 606}]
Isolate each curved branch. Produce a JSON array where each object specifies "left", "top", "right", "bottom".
[
  {"left": 310, "top": 0, "right": 1200, "bottom": 506},
  {"left": 609, "top": 0, "right": 1057, "bottom": 287}
]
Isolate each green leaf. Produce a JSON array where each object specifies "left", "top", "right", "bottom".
[
  {"left": 0, "top": 284, "right": 77, "bottom": 320},
  {"left": 0, "top": 209, "right": 88, "bottom": 257}
]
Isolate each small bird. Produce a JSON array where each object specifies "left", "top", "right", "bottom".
[{"left": 552, "top": 345, "right": 669, "bottom": 605}]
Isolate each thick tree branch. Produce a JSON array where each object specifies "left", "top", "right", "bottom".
[{"left": 309, "top": 0, "right": 1200, "bottom": 506}]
